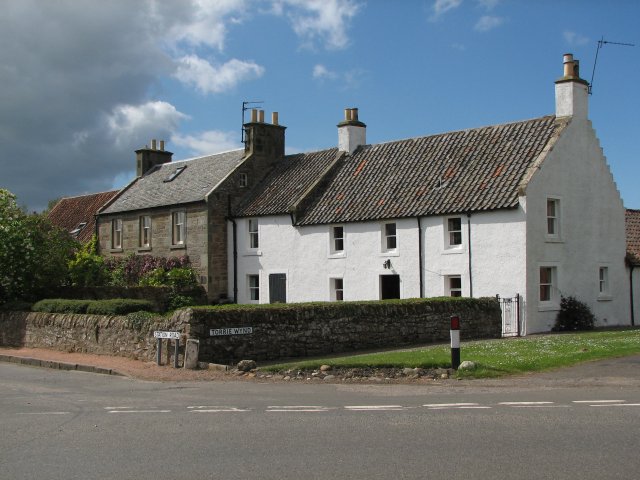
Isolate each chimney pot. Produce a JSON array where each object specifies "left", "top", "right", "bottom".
[
  {"left": 258, "top": 110, "right": 265, "bottom": 123},
  {"left": 272, "top": 112, "right": 279, "bottom": 125},
  {"left": 160, "top": 140, "right": 165, "bottom": 151},
  {"left": 151, "top": 139, "right": 157, "bottom": 150},
  {"left": 251, "top": 108, "right": 258, "bottom": 123},
  {"left": 351, "top": 108, "right": 359, "bottom": 121}
]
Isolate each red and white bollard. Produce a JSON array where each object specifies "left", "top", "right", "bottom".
[{"left": 450, "top": 315, "right": 461, "bottom": 369}]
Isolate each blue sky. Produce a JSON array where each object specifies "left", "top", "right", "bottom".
[{"left": 1, "top": 0, "right": 639, "bottom": 211}]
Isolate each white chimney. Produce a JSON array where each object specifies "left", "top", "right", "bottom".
[
  {"left": 555, "top": 53, "right": 589, "bottom": 119},
  {"left": 338, "top": 107, "right": 366, "bottom": 154}
]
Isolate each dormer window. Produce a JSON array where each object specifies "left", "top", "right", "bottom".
[
  {"left": 69, "top": 222, "right": 87, "bottom": 237},
  {"left": 163, "top": 165, "right": 186, "bottom": 183}
]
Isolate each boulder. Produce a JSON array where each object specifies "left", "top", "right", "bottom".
[{"left": 237, "top": 359, "right": 257, "bottom": 372}]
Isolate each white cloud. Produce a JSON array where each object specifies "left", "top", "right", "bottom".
[
  {"left": 174, "top": 55, "right": 265, "bottom": 94},
  {"left": 313, "top": 64, "right": 338, "bottom": 80},
  {"left": 106, "top": 101, "right": 188, "bottom": 148},
  {"left": 172, "top": 130, "right": 241, "bottom": 156},
  {"left": 477, "top": 0, "right": 499, "bottom": 10},
  {"left": 474, "top": 15, "right": 504, "bottom": 32},
  {"left": 564, "top": 30, "right": 589, "bottom": 47},
  {"left": 275, "top": 0, "right": 361, "bottom": 50},
  {"left": 430, "top": 0, "right": 463, "bottom": 21}
]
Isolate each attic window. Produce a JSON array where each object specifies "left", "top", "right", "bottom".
[
  {"left": 69, "top": 222, "right": 87, "bottom": 237},
  {"left": 163, "top": 165, "right": 186, "bottom": 183}
]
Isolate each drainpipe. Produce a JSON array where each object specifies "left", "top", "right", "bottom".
[
  {"left": 630, "top": 265, "right": 635, "bottom": 327},
  {"left": 467, "top": 213, "right": 473, "bottom": 297},
  {"left": 417, "top": 217, "right": 424, "bottom": 298},
  {"left": 226, "top": 195, "right": 238, "bottom": 303}
]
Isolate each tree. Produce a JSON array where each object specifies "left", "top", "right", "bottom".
[{"left": 0, "top": 189, "right": 78, "bottom": 303}]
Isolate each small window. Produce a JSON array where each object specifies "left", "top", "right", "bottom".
[
  {"left": 447, "top": 217, "right": 462, "bottom": 247},
  {"left": 111, "top": 218, "right": 122, "bottom": 249},
  {"left": 331, "top": 278, "right": 344, "bottom": 301},
  {"left": 599, "top": 267, "right": 609, "bottom": 296},
  {"left": 239, "top": 173, "right": 248, "bottom": 188},
  {"left": 139, "top": 215, "right": 151, "bottom": 248},
  {"left": 248, "top": 219, "right": 259, "bottom": 249},
  {"left": 248, "top": 274, "right": 259, "bottom": 302},
  {"left": 172, "top": 211, "right": 186, "bottom": 246},
  {"left": 69, "top": 222, "right": 87, "bottom": 237},
  {"left": 446, "top": 275, "right": 462, "bottom": 297},
  {"left": 546, "top": 198, "right": 560, "bottom": 238},
  {"left": 163, "top": 165, "right": 186, "bottom": 183},
  {"left": 331, "top": 225, "right": 344, "bottom": 254},
  {"left": 383, "top": 222, "right": 397, "bottom": 251},
  {"left": 539, "top": 266, "right": 556, "bottom": 302}
]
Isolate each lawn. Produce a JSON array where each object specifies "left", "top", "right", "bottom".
[{"left": 262, "top": 328, "right": 640, "bottom": 379}]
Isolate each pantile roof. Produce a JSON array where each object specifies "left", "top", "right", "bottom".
[
  {"left": 235, "top": 115, "right": 568, "bottom": 225},
  {"left": 101, "top": 149, "right": 245, "bottom": 214},
  {"left": 47, "top": 190, "right": 120, "bottom": 243},
  {"left": 625, "top": 209, "right": 640, "bottom": 265}
]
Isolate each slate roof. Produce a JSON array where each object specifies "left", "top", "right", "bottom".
[
  {"left": 100, "top": 149, "right": 245, "bottom": 214},
  {"left": 625, "top": 209, "right": 640, "bottom": 265},
  {"left": 47, "top": 190, "right": 120, "bottom": 243},
  {"left": 235, "top": 115, "right": 568, "bottom": 225}
]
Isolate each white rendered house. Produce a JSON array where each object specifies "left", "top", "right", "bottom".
[{"left": 229, "top": 54, "right": 630, "bottom": 334}]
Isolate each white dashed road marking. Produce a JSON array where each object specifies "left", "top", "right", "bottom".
[
  {"left": 423, "top": 403, "right": 490, "bottom": 409},
  {"left": 17, "top": 412, "right": 70, "bottom": 415},
  {"left": 188, "top": 406, "right": 251, "bottom": 413},
  {"left": 267, "top": 406, "right": 332, "bottom": 412},
  {"left": 345, "top": 405, "right": 409, "bottom": 411}
]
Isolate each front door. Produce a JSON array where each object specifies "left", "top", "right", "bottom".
[
  {"left": 380, "top": 275, "right": 400, "bottom": 300},
  {"left": 269, "top": 273, "right": 287, "bottom": 303}
]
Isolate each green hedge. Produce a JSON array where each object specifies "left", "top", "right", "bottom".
[{"left": 32, "top": 298, "right": 154, "bottom": 315}]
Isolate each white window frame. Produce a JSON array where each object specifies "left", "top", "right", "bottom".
[
  {"left": 538, "top": 265, "right": 559, "bottom": 309},
  {"left": 111, "top": 218, "right": 123, "bottom": 250},
  {"left": 546, "top": 197, "right": 562, "bottom": 241},
  {"left": 381, "top": 222, "right": 398, "bottom": 254},
  {"left": 248, "top": 218, "right": 259, "bottom": 250},
  {"left": 139, "top": 215, "right": 151, "bottom": 249},
  {"left": 329, "top": 225, "right": 345, "bottom": 256},
  {"left": 248, "top": 274, "right": 260, "bottom": 303},
  {"left": 445, "top": 275, "right": 462, "bottom": 297},
  {"left": 330, "top": 277, "right": 344, "bottom": 302},
  {"left": 172, "top": 210, "right": 186, "bottom": 247},
  {"left": 598, "top": 266, "right": 611, "bottom": 300},
  {"left": 445, "top": 217, "right": 463, "bottom": 249}
]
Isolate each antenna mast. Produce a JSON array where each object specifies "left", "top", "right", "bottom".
[
  {"left": 241, "top": 100, "right": 264, "bottom": 144},
  {"left": 589, "top": 36, "right": 635, "bottom": 94}
]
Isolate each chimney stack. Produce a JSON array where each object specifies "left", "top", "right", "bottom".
[
  {"left": 243, "top": 109, "right": 286, "bottom": 159},
  {"left": 555, "top": 53, "right": 589, "bottom": 119},
  {"left": 136, "top": 138, "right": 173, "bottom": 177},
  {"left": 338, "top": 107, "right": 366, "bottom": 154}
]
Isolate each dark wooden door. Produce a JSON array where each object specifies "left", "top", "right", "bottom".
[
  {"left": 380, "top": 275, "right": 400, "bottom": 299},
  {"left": 269, "top": 273, "right": 287, "bottom": 303}
]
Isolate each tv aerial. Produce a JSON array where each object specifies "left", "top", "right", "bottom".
[
  {"left": 589, "top": 36, "right": 635, "bottom": 94},
  {"left": 241, "top": 100, "right": 264, "bottom": 144}
]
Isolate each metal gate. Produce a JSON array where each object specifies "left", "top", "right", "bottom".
[{"left": 497, "top": 294, "right": 521, "bottom": 337}]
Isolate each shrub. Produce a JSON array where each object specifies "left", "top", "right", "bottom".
[
  {"left": 139, "top": 268, "right": 167, "bottom": 287},
  {"left": 86, "top": 299, "right": 154, "bottom": 316},
  {"left": 166, "top": 267, "right": 198, "bottom": 290},
  {"left": 32, "top": 299, "right": 91, "bottom": 314},
  {"left": 553, "top": 296, "right": 596, "bottom": 331},
  {"left": 125, "top": 310, "right": 159, "bottom": 330},
  {"left": 68, "top": 236, "right": 109, "bottom": 286}
]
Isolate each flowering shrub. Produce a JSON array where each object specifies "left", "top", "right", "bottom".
[
  {"left": 105, "top": 254, "right": 192, "bottom": 286},
  {"left": 68, "top": 236, "right": 109, "bottom": 286}
]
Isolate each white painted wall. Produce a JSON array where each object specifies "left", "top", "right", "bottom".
[
  {"left": 524, "top": 117, "right": 629, "bottom": 333},
  {"left": 630, "top": 266, "right": 640, "bottom": 327}
]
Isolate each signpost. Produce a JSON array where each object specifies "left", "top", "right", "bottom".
[
  {"left": 153, "top": 331, "right": 181, "bottom": 368},
  {"left": 450, "top": 316, "right": 461, "bottom": 370}
]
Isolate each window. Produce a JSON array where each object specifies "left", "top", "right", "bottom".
[
  {"left": 331, "top": 225, "right": 344, "bottom": 254},
  {"left": 331, "top": 278, "right": 344, "bottom": 301},
  {"left": 446, "top": 275, "right": 462, "bottom": 297},
  {"left": 539, "top": 266, "right": 556, "bottom": 302},
  {"left": 546, "top": 198, "right": 560, "bottom": 238},
  {"left": 248, "top": 219, "right": 259, "bottom": 249},
  {"left": 447, "top": 217, "right": 462, "bottom": 247},
  {"left": 172, "top": 211, "right": 186, "bottom": 246},
  {"left": 139, "top": 215, "right": 151, "bottom": 248},
  {"left": 69, "top": 222, "right": 87, "bottom": 238},
  {"left": 163, "top": 165, "right": 186, "bottom": 183},
  {"left": 599, "top": 267, "right": 609, "bottom": 296},
  {"left": 382, "top": 222, "right": 397, "bottom": 251},
  {"left": 111, "top": 218, "right": 122, "bottom": 249},
  {"left": 239, "top": 173, "right": 248, "bottom": 187},
  {"left": 248, "top": 274, "right": 259, "bottom": 302}
]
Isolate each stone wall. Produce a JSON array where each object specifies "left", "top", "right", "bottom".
[
  {"left": 183, "top": 298, "right": 501, "bottom": 364},
  {"left": 0, "top": 311, "right": 187, "bottom": 361}
]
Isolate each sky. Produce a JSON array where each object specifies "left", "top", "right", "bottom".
[{"left": 1, "top": 0, "right": 639, "bottom": 212}]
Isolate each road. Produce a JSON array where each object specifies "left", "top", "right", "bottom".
[{"left": 1, "top": 358, "right": 639, "bottom": 480}]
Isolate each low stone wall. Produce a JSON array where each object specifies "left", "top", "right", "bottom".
[
  {"left": 0, "top": 311, "right": 186, "bottom": 361},
  {"left": 183, "top": 298, "right": 501, "bottom": 364}
]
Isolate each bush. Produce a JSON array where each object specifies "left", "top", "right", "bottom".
[
  {"left": 166, "top": 268, "right": 198, "bottom": 290},
  {"left": 86, "top": 299, "right": 154, "bottom": 316},
  {"left": 553, "top": 296, "right": 596, "bottom": 331},
  {"left": 125, "top": 310, "right": 159, "bottom": 330},
  {"left": 32, "top": 299, "right": 91, "bottom": 314},
  {"left": 68, "top": 236, "right": 109, "bottom": 286},
  {"left": 139, "top": 268, "right": 167, "bottom": 287}
]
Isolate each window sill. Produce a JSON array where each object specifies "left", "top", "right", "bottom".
[
  {"left": 597, "top": 295, "right": 613, "bottom": 302},
  {"left": 244, "top": 250, "right": 262, "bottom": 257},
  {"left": 170, "top": 244, "right": 186, "bottom": 250},
  {"left": 138, "top": 247, "right": 152, "bottom": 252},
  {"left": 442, "top": 247, "right": 464, "bottom": 255},
  {"left": 109, "top": 248, "right": 123, "bottom": 253},
  {"left": 545, "top": 237, "right": 564, "bottom": 244},
  {"left": 538, "top": 303, "right": 560, "bottom": 312},
  {"left": 328, "top": 252, "right": 346, "bottom": 259},
  {"left": 380, "top": 250, "right": 400, "bottom": 257}
]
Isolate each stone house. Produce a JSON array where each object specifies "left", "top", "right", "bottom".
[
  {"left": 96, "top": 114, "right": 285, "bottom": 302},
  {"left": 229, "top": 54, "right": 629, "bottom": 334}
]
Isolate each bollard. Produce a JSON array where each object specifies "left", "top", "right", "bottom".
[
  {"left": 450, "top": 315, "right": 461, "bottom": 369},
  {"left": 174, "top": 339, "right": 180, "bottom": 368},
  {"left": 156, "top": 338, "right": 163, "bottom": 366}
]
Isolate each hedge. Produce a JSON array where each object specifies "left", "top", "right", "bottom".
[
  {"left": 32, "top": 299, "right": 92, "bottom": 314},
  {"left": 31, "top": 298, "right": 154, "bottom": 315}
]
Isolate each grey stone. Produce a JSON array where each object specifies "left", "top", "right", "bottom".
[
  {"left": 458, "top": 360, "right": 477, "bottom": 370},
  {"left": 320, "top": 364, "right": 332, "bottom": 372},
  {"left": 237, "top": 359, "right": 257, "bottom": 372},
  {"left": 403, "top": 367, "right": 417, "bottom": 376},
  {"left": 323, "top": 375, "right": 335, "bottom": 381}
]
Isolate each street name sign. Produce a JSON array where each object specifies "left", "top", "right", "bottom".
[
  {"left": 210, "top": 327, "right": 253, "bottom": 336},
  {"left": 153, "top": 331, "right": 181, "bottom": 339}
]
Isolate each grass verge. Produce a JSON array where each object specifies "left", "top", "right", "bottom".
[{"left": 262, "top": 328, "right": 640, "bottom": 379}]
